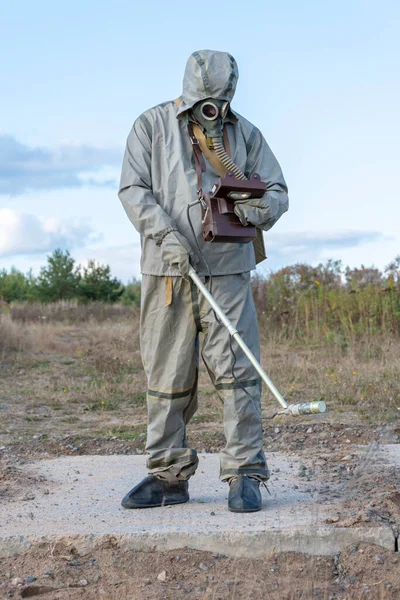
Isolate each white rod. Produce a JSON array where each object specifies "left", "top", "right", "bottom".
[{"left": 189, "top": 267, "right": 288, "bottom": 409}]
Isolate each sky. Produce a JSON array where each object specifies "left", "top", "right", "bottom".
[{"left": 1, "top": 0, "right": 399, "bottom": 281}]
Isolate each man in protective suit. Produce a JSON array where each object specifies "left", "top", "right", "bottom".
[{"left": 118, "top": 50, "right": 288, "bottom": 512}]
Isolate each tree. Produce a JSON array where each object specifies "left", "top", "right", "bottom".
[
  {"left": 78, "top": 260, "right": 124, "bottom": 302},
  {"left": 385, "top": 255, "right": 400, "bottom": 286},
  {"left": 121, "top": 278, "right": 141, "bottom": 306},
  {"left": 0, "top": 267, "right": 36, "bottom": 302},
  {"left": 345, "top": 265, "right": 383, "bottom": 289},
  {"left": 35, "top": 249, "right": 80, "bottom": 301}
]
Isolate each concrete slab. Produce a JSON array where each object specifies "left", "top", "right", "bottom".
[{"left": 0, "top": 450, "right": 398, "bottom": 559}]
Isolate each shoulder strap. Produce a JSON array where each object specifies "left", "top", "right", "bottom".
[
  {"left": 192, "top": 124, "right": 229, "bottom": 178},
  {"left": 187, "top": 122, "right": 206, "bottom": 196}
]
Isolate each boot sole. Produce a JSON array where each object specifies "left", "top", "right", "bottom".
[
  {"left": 121, "top": 497, "right": 189, "bottom": 509},
  {"left": 228, "top": 506, "right": 261, "bottom": 513}
]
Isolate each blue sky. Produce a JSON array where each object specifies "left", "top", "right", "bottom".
[{"left": 1, "top": 0, "right": 399, "bottom": 280}]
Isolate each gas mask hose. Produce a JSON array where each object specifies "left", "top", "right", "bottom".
[{"left": 212, "top": 137, "right": 247, "bottom": 180}]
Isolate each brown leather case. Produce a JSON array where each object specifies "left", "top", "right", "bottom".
[
  {"left": 202, "top": 173, "right": 266, "bottom": 243},
  {"left": 202, "top": 194, "right": 256, "bottom": 243}
]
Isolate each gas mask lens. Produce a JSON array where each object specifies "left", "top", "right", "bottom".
[
  {"left": 200, "top": 101, "right": 230, "bottom": 121},
  {"left": 201, "top": 102, "right": 219, "bottom": 120}
]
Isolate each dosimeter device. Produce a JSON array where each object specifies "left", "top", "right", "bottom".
[{"left": 202, "top": 172, "right": 266, "bottom": 243}]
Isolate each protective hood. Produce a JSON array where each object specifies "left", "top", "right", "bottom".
[{"left": 177, "top": 50, "right": 239, "bottom": 120}]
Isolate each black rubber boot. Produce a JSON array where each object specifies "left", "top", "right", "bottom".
[
  {"left": 121, "top": 475, "right": 189, "bottom": 509},
  {"left": 228, "top": 475, "right": 262, "bottom": 513}
]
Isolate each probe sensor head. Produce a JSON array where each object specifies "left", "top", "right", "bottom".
[{"left": 280, "top": 401, "right": 326, "bottom": 417}]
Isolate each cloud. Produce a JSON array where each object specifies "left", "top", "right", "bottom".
[
  {"left": 0, "top": 208, "right": 100, "bottom": 257},
  {"left": 259, "top": 229, "right": 389, "bottom": 272},
  {"left": 0, "top": 134, "right": 122, "bottom": 195},
  {"left": 266, "top": 229, "right": 387, "bottom": 255}
]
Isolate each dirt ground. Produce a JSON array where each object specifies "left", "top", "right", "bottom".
[
  {"left": 1, "top": 317, "right": 399, "bottom": 599},
  {"left": 0, "top": 541, "right": 399, "bottom": 599}
]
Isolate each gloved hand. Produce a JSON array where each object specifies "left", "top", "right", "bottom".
[
  {"left": 160, "top": 230, "right": 199, "bottom": 279},
  {"left": 234, "top": 196, "right": 278, "bottom": 231}
]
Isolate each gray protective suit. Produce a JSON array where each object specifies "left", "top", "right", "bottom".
[{"left": 119, "top": 50, "right": 288, "bottom": 483}]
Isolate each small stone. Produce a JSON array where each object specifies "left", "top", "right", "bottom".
[
  {"left": 78, "top": 579, "right": 88, "bottom": 586},
  {"left": 93, "top": 574, "right": 101, "bottom": 583},
  {"left": 349, "top": 576, "right": 356, "bottom": 584},
  {"left": 341, "top": 455, "right": 352, "bottom": 461},
  {"left": 69, "top": 560, "right": 80, "bottom": 567},
  {"left": 375, "top": 555, "right": 384, "bottom": 564},
  {"left": 325, "top": 515, "right": 340, "bottom": 524},
  {"left": 21, "top": 492, "right": 35, "bottom": 501},
  {"left": 345, "top": 439, "right": 351, "bottom": 443},
  {"left": 199, "top": 563, "right": 208, "bottom": 571},
  {"left": 210, "top": 511, "right": 216, "bottom": 516},
  {"left": 274, "top": 427, "right": 280, "bottom": 434},
  {"left": 157, "top": 570, "right": 167, "bottom": 582},
  {"left": 306, "top": 428, "right": 313, "bottom": 434},
  {"left": 25, "top": 576, "right": 36, "bottom": 584},
  {"left": 11, "top": 578, "right": 23, "bottom": 586}
]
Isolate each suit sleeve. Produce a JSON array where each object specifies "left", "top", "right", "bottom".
[
  {"left": 242, "top": 127, "right": 289, "bottom": 231},
  {"left": 118, "top": 117, "right": 176, "bottom": 241}
]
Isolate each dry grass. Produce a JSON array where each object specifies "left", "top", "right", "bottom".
[
  {"left": 1, "top": 307, "right": 399, "bottom": 448},
  {"left": 260, "top": 332, "right": 400, "bottom": 424},
  {"left": 6, "top": 300, "right": 136, "bottom": 323}
]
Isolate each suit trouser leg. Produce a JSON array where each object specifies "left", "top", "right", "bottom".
[
  {"left": 140, "top": 275, "right": 199, "bottom": 482},
  {"left": 198, "top": 272, "right": 269, "bottom": 482}
]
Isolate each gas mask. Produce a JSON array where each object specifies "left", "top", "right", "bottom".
[{"left": 191, "top": 99, "right": 230, "bottom": 146}]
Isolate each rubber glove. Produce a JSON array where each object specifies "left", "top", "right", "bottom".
[
  {"left": 234, "top": 196, "right": 281, "bottom": 232},
  {"left": 160, "top": 230, "right": 199, "bottom": 279}
]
